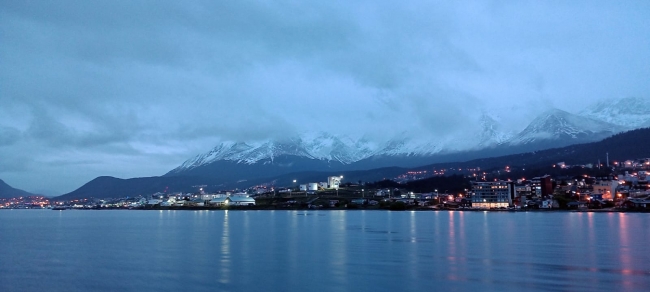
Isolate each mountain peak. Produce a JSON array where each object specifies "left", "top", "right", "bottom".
[
  {"left": 509, "top": 107, "right": 622, "bottom": 145},
  {"left": 580, "top": 97, "right": 650, "bottom": 128},
  {"left": 477, "top": 113, "right": 513, "bottom": 147}
]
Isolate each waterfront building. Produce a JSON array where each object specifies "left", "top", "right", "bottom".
[
  {"left": 228, "top": 196, "right": 256, "bottom": 206},
  {"left": 531, "top": 175, "right": 553, "bottom": 198},
  {"left": 514, "top": 185, "right": 532, "bottom": 207},
  {"left": 592, "top": 179, "right": 618, "bottom": 200},
  {"left": 471, "top": 181, "right": 515, "bottom": 208},
  {"left": 210, "top": 196, "right": 256, "bottom": 206}
]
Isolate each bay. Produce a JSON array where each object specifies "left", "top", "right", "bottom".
[{"left": 0, "top": 210, "right": 648, "bottom": 292}]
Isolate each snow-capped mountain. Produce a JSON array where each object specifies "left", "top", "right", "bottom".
[
  {"left": 580, "top": 97, "right": 650, "bottom": 128},
  {"left": 508, "top": 108, "right": 623, "bottom": 146},
  {"left": 172, "top": 139, "right": 321, "bottom": 173},
  {"left": 299, "top": 132, "right": 377, "bottom": 164},
  {"left": 168, "top": 132, "right": 447, "bottom": 175},
  {"left": 476, "top": 113, "right": 513, "bottom": 147},
  {"left": 167, "top": 105, "right": 637, "bottom": 179}
]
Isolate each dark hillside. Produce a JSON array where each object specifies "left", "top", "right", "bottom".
[
  {"left": 414, "top": 128, "right": 650, "bottom": 171},
  {"left": 0, "top": 179, "right": 37, "bottom": 199}
]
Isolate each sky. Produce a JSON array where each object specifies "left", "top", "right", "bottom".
[{"left": 1, "top": 0, "right": 649, "bottom": 195}]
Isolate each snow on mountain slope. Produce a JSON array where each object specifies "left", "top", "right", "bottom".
[
  {"left": 173, "top": 141, "right": 253, "bottom": 171},
  {"left": 508, "top": 108, "right": 623, "bottom": 145},
  {"left": 580, "top": 97, "right": 650, "bottom": 128},
  {"left": 170, "top": 139, "right": 315, "bottom": 172},
  {"left": 374, "top": 136, "right": 443, "bottom": 156},
  {"left": 477, "top": 113, "right": 513, "bottom": 147},
  {"left": 169, "top": 131, "right": 447, "bottom": 174},
  {"left": 170, "top": 105, "right": 633, "bottom": 175},
  {"left": 299, "top": 132, "right": 376, "bottom": 164}
]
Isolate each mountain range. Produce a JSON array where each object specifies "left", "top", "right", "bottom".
[
  {"left": 53, "top": 127, "right": 650, "bottom": 200},
  {"left": 28, "top": 96, "right": 647, "bottom": 200},
  {"left": 167, "top": 98, "right": 645, "bottom": 180}
]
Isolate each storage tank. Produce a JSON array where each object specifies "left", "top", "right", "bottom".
[{"left": 308, "top": 183, "right": 318, "bottom": 191}]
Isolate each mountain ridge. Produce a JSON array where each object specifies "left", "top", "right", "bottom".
[
  {"left": 580, "top": 97, "right": 650, "bottom": 128},
  {"left": 0, "top": 179, "right": 39, "bottom": 199},
  {"left": 55, "top": 127, "right": 650, "bottom": 201},
  {"left": 168, "top": 105, "right": 639, "bottom": 179}
]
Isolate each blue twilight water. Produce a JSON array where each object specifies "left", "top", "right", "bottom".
[{"left": 0, "top": 210, "right": 648, "bottom": 292}]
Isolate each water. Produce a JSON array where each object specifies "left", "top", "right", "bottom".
[{"left": 0, "top": 210, "right": 648, "bottom": 292}]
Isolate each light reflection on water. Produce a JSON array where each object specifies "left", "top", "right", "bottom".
[{"left": 0, "top": 210, "right": 648, "bottom": 292}]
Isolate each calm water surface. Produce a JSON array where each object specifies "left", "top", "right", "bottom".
[{"left": 0, "top": 210, "right": 648, "bottom": 292}]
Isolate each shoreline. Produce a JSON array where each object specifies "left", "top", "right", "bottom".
[{"left": 8, "top": 206, "right": 645, "bottom": 213}]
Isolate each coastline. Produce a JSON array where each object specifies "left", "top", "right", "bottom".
[{"left": 29, "top": 206, "right": 648, "bottom": 213}]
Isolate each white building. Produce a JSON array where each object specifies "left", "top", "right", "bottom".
[
  {"left": 328, "top": 176, "right": 342, "bottom": 189},
  {"left": 308, "top": 183, "right": 318, "bottom": 191},
  {"left": 209, "top": 196, "right": 256, "bottom": 206},
  {"left": 228, "top": 196, "right": 256, "bottom": 206},
  {"left": 146, "top": 199, "right": 162, "bottom": 205}
]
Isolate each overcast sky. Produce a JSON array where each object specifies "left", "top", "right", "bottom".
[{"left": 1, "top": 1, "right": 649, "bottom": 195}]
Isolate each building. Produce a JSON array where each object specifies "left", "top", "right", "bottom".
[
  {"left": 297, "top": 183, "right": 318, "bottom": 192},
  {"left": 592, "top": 179, "right": 618, "bottom": 200},
  {"left": 228, "top": 196, "right": 256, "bottom": 206},
  {"left": 514, "top": 185, "right": 532, "bottom": 207},
  {"left": 471, "top": 181, "right": 515, "bottom": 208},
  {"left": 308, "top": 183, "right": 318, "bottom": 191},
  {"left": 328, "top": 176, "right": 342, "bottom": 189},
  {"left": 531, "top": 175, "right": 553, "bottom": 198},
  {"left": 209, "top": 196, "right": 256, "bottom": 206}
]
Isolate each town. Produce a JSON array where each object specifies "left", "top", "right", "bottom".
[{"left": 3, "top": 157, "right": 649, "bottom": 212}]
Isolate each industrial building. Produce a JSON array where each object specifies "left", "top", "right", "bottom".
[{"left": 328, "top": 176, "right": 342, "bottom": 189}]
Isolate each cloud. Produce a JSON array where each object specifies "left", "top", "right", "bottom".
[
  {"left": 1, "top": 0, "right": 649, "bottom": 193},
  {"left": 0, "top": 126, "right": 21, "bottom": 146}
]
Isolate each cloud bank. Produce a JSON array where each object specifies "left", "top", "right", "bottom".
[{"left": 1, "top": 1, "right": 649, "bottom": 194}]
